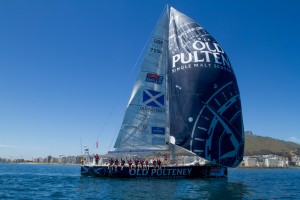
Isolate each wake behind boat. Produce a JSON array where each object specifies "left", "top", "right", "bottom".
[{"left": 81, "top": 5, "right": 244, "bottom": 179}]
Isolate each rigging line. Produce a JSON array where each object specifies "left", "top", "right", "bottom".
[
  {"left": 97, "top": 97, "right": 117, "bottom": 141},
  {"left": 128, "top": 5, "right": 168, "bottom": 79},
  {"left": 107, "top": 124, "right": 121, "bottom": 152},
  {"left": 88, "top": 97, "right": 117, "bottom": 154},
  {"left": 80, "top": 137, "right": 83, "bottom": 155}
]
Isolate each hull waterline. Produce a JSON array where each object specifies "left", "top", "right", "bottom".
[{"left": 81, "top": 165, "right": 227, "bottom": 179}]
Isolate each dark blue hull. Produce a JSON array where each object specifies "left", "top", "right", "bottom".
[{"left": 81, "top": 165, "right": 227, "bottom": 179}]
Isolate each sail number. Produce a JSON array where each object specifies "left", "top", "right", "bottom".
[
  {"left": 154, "top": 39, "right": 163, "bottom": 44},
  {"left": 150, "top": 48, "right": 162, "bottom": 54}
]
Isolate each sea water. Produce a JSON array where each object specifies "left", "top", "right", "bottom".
[{"left": 0, "top": 163, "right": 299, "bottom": 199}]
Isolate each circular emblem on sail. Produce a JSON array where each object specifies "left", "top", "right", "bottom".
[
  {"left": 190, "top": 82, "right": 244, "bottom": 167},
  {"left": 140, "top": 124, "right": 148, "bottom": 132}
]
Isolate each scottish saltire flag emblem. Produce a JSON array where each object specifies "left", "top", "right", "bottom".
[{"left": 143, "top": 89, "right": 164, "bottom": 107}]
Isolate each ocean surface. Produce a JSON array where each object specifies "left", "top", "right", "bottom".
[{"left": 0, "top": 163, "right": 299, "bottom": 199}]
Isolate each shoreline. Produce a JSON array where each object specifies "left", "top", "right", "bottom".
[{"left": 1, "top": 162, "right": 299, "bottom": 169}]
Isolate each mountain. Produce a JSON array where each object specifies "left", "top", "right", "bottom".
[{"left": 244, "top": 133, "right": 300, "bottom": 156}]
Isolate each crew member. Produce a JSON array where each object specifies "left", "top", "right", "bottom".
[
  {"left": 121, "top": 158, "right": 125, "bottom": 170},
  {"left": 127, "top": 159, "right": 133, "bottom": 169},
  {"left": 109, "top": 158, "right": 114, "bottom": 169},
  {"left": 153, "top": 159, "right": 157, "bottom": 169},
  {"left": 95, "top": 154, "right": 100, "bottom": 165},
  {"left": 164, "top": 153, "right": 168, "bottom": 166},
  {"left": 145, "top": 159, "right": 149, "bottom": 170},
  {"left": 157, "top": 159, "right": 161, "bottom": 169},
  {"left": 140, "top": 159, "right": 144, "bottom": 169},
  {"left": 134, "top": 159, "right": 139, "bottom": 169},
  {"left": 115, "top": 158, "right": 119, "bottom": 171}
]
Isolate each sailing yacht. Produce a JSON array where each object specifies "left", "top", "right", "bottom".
[{"left": 81, "top": 5, "right": 244, "bottom": 178}]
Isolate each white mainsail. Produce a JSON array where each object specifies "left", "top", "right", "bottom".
[{"left": 113, "top": 7, "right": 170, "bottom": 153}]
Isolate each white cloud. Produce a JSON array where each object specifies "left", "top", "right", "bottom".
[{"left": 0, "top": 144, "right": 17, "bottom": 148}]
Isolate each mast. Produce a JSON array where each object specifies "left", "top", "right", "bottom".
[{"left": 165, "top": 4, "right": 170, "bottom": 149}]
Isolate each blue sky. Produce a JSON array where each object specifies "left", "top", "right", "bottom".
[{"left": 1, "top": 0, "right": 299, "bottom": 160}]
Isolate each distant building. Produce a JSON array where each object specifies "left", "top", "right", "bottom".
[
  {"left": 243, "top": 157, "right": 258, "bottom": 167},
  {"left": 264, "top": 158, "right": 284, "bottom": 167},
  {"left": 245, "top": 131, "right": 253, "bottom": 135},
  {"left": 50, "top": 157, "right": 58, "bottom": 163},
  {"left": 242, "top": 155, "right": 292, "bottom": 168}
]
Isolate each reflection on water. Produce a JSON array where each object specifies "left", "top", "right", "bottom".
[
  {"left": 172, "top": 179, "right": 248, "bottom": 200},
  {"left": 205, "top": 179, "right": 249, "bottom": 200},
  {"left": 77, "top": 176, "right": 249, "bottom": 200}
]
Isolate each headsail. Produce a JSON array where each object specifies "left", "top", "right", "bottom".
[
  {"left": 113, "top": 7, "right": 170, "bottom": 153},
  {"left": 168, "top": 7, "right": 244, "bottom": 167}
]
